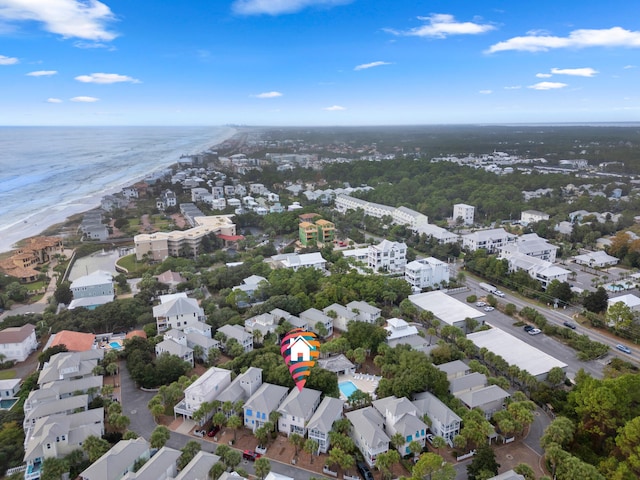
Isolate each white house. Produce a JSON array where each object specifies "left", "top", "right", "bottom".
[
  {"left": 300, "top": 308, "right": 334, "bottom": 337},
  {"left": 501, "top": 251, "right": 570, "bottom": 289},
  {"left": 608, "top": 294, "right": 640, "bottom": 312},
  {"left": 498, "top": 233, "right": 558, "bottom": 263},
  {"left": 345, "top": 407, "right": 390, "bottom": 467},
  {"left": 153, "top": 293, "right": 206, "bottom": 332},
  {"left": 307, "top": 397, "right": 345, "bottom": 453},
  {"left": 174, "top": 367, "right": 232, "bottom": 420},
  {"left": 385, "top": 318, "right": 419, "bottom": 346},
  {"left": 277, "top": 387, "right": 322, "bottom": 436},
  {"left": 270, "top": 252, "right": 327, "bottom": 271},
  {"left": 346, "top": 301, "right": 382, "bottom": 324},
  {"left": 219, "top": 324, "right": 253, "bottom": 353},
  {"left": 453, "top": 203, "right": 475, "bottom": 225},
  {"left": 404, "top": 257, "right": 450, "bottom": 291},
  {"left": 520, "top": 210, "right": 550, "bottom": 225},
  {"left": 79, "top": 438, "right": 151, "bottom": 480},
  {"left": 574, "top": 250, "right": 619, "bottom": 268},
  {"left": 0, "top": 324, "right": 37, "bottom": 362},
  {"left": 368, "top": 240, "right": 407, "bottom": 273},
  {"left": 461, "top": 228, "right": 517, "bottom": 253},
  {"left": 412, "top": 391, "right": 461, "bottom": 447},
  {"left": 155, "top": 339, "right": 194, "bottom": 367},
  {"left": 323, "top": 303, "right": 357, "bottom": 332}
]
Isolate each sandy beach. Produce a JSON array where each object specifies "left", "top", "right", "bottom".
[{"left": 0, "top": 127, "right": 238, "bottom": 255}]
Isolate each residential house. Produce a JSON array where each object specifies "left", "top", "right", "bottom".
[
  {"left": 0, "top": 324, "right": 37, "bottom": 362},
  {"left": 119, "top": 446, "right": 180, "bottom": 480},
  {"left": 345, "top": 407, "right": 390, "bottom": 467},
  {"left": 277, "top": 387, "right": 322, "bottom": 436},
  {"left": 573, "top": 250, "right": 619, "bottom": 268},
  {"left": 368, "top": 240, "right": 407, "bottom": 273},
  {"left": 300, "top": 308, "right": 334, "bottom": 337},
  {"left": 154, "top": 339, "right": 194, "bottom": 367},
  {"left": 25, "top": 376, "right": 103, "bottom": 415},
  {"left": 307, "top": 397, "right": 345, "bottom": 453},
  {"left": 24, "top": 408, "right": 104, "bottom": 480},
  {"left": 372, "top": 396, "right": 429, "bottom": 456},
  {"left": 487, "top": 470, "right": 526, "bottom": 480},
  {"left": 322, "top": 303, "right": 357, "bottom": 332},
  {"left": 155, "top": 270, "right": 186, "bottom": 293},
  {"left": 243, "top": 383, "right": 289, "bottom": 432},
  {"left": 152, "top": 293, "right": 205, "bottom": 332},
  {"left": 173, "top": 451, "right": 220, "bottom": 480},
  {"left": 174, "top": 367, "right": 232, "bottom": 420},
  {"left": 456, "top": 385, "right": 510, "bottom": 419},
  {"left": 412, "top": 391, "right": 461, "bottom": 447},
  {"left": 270, "top": 252, "right": 327, "bottom": 271},
  {"left": 0, "top": 236, "right": 64, "bottom": 283},
  {"left": 79, "top": 438, "right": 151, "bottom": 480},
  {"left": 500, "top": 251, "right": 570, "bottom": 289},
  {"left": 414, "top": 224, "right": 460, "bottom": 245},
  {"left": 24, "top": 394, "right": 88, "bottom": 433},
  {"left": 404, "top": 257, "right": 450, "bottom": 291},
  {"left": 449, "top": 372, "right": 487, "bottom": 397},
  {"left": 219, "top": 324, "right": 253, "bottom": 353},
  {"left": 453, "top": 203, "right": 475, "bottom": 225},
  {"left": 384, "top": 318, "right": 420, "bottom": 348},
  {"left": 215, "top": 367, "right": 263, "bottom": 413},
  {"left": 608, "top": 294, "right": 640, "bottom": 313},
  {"left": 498, "top": 233, "right": 558, "bottom": 263},
  {"left": 317, "top": 354, "right": 355, "bottom": 376},
  {"left": 69, "top": 270, "right": 114, "bottom": 310},
  {"left": 520, "top": 210, "right": 550, "bottom": 225},
  {"left": 346, "top": 301, "right": 381, "bottom": 324},
  {"left": 38, "top": 350, "right": 104, "bottom": 385},
  {"left": 0, "top": 378, "right": 21, "bottom": 399},
  {"left": 435, "top": 360, "right": 471, "bottom": 381},
  {"left": 392, "top": 207, "right": 429, "bottom": 229},
  {"left": 48, "top": 330, "right": 96, "bottom": 352},
  {"left": 232, "top": 275, "right": 268, "bottom": 303},
  {"left": 461, "top": 228, "right": 517, "bottom": 253}
]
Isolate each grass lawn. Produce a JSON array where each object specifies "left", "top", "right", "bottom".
[
  {"left": 0, "top": 370, "right": 17, "bottom": 380},
  {"left": 25, "top": 280, "right": 46, "bottom": 291}
]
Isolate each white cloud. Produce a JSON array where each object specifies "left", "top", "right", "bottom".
[
  {"left": 528, "top": 82, "right": 568, "bottom": 90},
  {"left": 487, "top": 26, "right": 640, "bottom": 53},
  {"left": 0, "top": 54, "right": 18, "bottom": 65},
  {"left": 27, "top": 70, "right": 58, "bottom": 76},
  {"left": 504, "top": 85, "right": 522, "bottom": 90},
  {"left": 0, "top": 0, "right": 118, "bottom": 41},
  {"left": 232, "top": 0, "right": 352, "bottom": 15},
  {"left": 75, "top": 73, "right": 140, "bottom": 84},
  {"left": 323, "top": 105, "right": 346, "bottom": 111},
  {"left": 46, "top": 98, "right": 62, "bottom": 103},
  {"left": 354, "top": 61, "right": 391, "bottom": 71},
  {"left": 536, "top": 73, "right": 552, "bottom": 78},
  {"left": 71, "top": 96, "right": 99, "bottom": 102},
  {"left": 623, "top": 65, "right": 636, "bottom": 69},
  {"left": 551, "top": 67, "right": 598, "bottom": 77},
  {"left": 479, "top": 90, "right": 492, "bottom": 94},
  {"left": 385, "top": 13, "right": 495, "bottom": 38},
  {"left": 252, "top": 91, "right": 283, "bottom": 98}
]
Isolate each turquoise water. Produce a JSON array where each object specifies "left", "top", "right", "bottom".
[
  {"left": 110, "top": 341, "right": 122, "bottom": 350},
  {"left": 0, "top": 398, "right": 18, "bottom": 410},
  {"left": 339, "top": 381, "right": 359, "bottom": 398}
]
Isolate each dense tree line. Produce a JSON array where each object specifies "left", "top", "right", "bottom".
[{"left": 123, "top": 336, "right": 191, "bottom": 388}]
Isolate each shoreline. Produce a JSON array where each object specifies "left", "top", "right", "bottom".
[{"left": 0, "top": 127, "right": 240, "bottom": 255}]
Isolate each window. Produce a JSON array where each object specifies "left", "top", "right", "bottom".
[
  {"left": 407, "top": 435, "right": 412, "bottom": 442},
  {"left": 246, "top": 409, "right": 253, "bottom": 417}
]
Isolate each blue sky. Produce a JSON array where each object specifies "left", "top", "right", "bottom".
[{"left": 1, "top": 0, "right": 640, "bottom": 126}]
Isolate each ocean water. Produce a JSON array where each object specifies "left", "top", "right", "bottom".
[{"left": 0, "top": 126, "right": 236, "bottom": 253}]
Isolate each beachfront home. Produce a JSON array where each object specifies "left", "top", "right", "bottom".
[
  {"left": 277, "top": 387, "right": 322, "bottom": 436},
  {"left": 0, "top": 324, "right": 37, "bottom": 362},
  {"left": 243, "top": 383, "right": 289, "bottom": 432},
  {"left": 0, "top": 236, "right": 64, "bottom": 283},
  {"left": 307, "top": 397, "right": 345, "bottom": 453}
]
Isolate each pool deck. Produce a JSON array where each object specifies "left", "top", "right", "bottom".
[{"left": 337, "top": 372, "right": 381, "bottom": 400}]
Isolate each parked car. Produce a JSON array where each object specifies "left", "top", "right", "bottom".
[
  {"left": 528, "top": 328, "right": 542, "bottom": 336},
  {"left": 523, "top": 325, "right": 534, "bottom": 332},
  {"left": 243, "top": 450, "right": 261, "bottom": 461},
  {"left": 255, "top": 445, "right": 267, "bottom": 455},
  {"left": 357, "top": 461, "right": 374, "bottom": 480},
  {"left": 563, "top": 321, "right": 577, "bottom": 330},
  {"left": 616, "top": 344, "right": 632, "bottom": 354},
  {"left": 207, "top": 425, "right": 220, "bottom": 437},
  {"left": 193, "top": 429, "right": 205, "bottom": 438},
  {"left": 475, "top": 301, "right": 487, "bottom": 307},
  {"left": 484, "top": 306, "right": 495, "bottom": 312},
  {"left": 426, "top": 433, "right": 435, "bottom": 444}
]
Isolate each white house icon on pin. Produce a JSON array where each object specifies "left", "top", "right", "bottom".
[{"left": 289, "top": 336, "right": 313, "bottom": 362}]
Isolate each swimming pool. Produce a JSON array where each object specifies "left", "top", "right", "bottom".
[
  {"left": 0, "top": 398, "right": 18, "bottom": 410},
  {"left": 339, "top": 381, "right": 360, "bottom": 398},
  {"left": 109, "top": 341, "right": 122, "bottom": 350}
]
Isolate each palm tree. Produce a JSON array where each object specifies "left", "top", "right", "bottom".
[
  {"left": 227, "top": 414, "right": 242, "bottom": 443},
  {"left": 150, "top": 425, "right": 171, "bottom": 449},
  {"left": 254, "top": 457, "right": 271, "bottom": 480},
  {"left": 289, "top": 433, "right": 304, "bottom": 458},
  {"left": 268, "top": 411, "right": 281, "bottom": 433},
  {"left": 304, "top": 438, "right": 319, "bottom": 464}
]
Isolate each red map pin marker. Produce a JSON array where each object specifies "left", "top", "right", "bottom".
[{"left": 280, "top": 328, "right": 321, "bottom": 391}]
